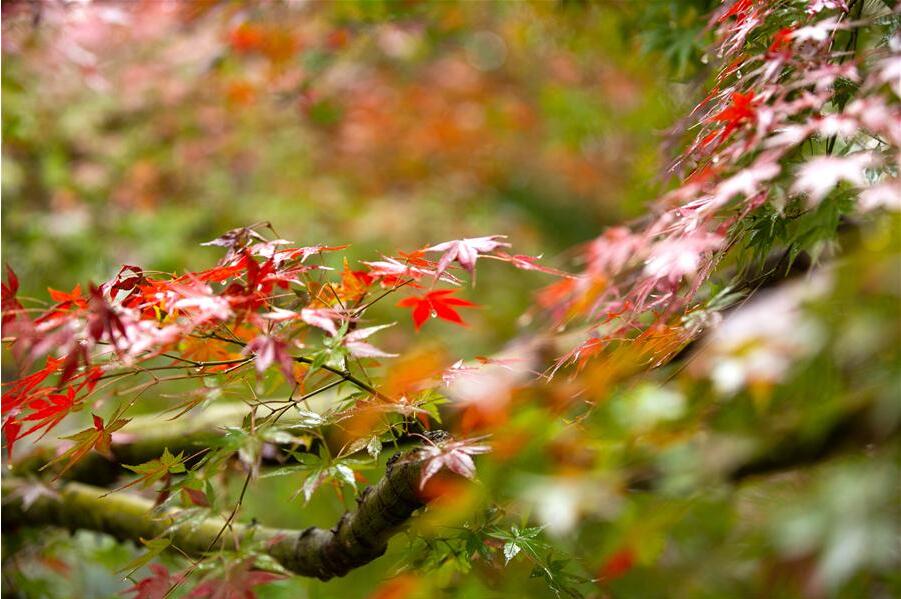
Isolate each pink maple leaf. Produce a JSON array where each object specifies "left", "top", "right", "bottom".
[
  {"left": 343, "top": 323, "right": 398, "bottom": 359},
  {"left": 793, "top": 152, "right": 874, "bottom": 204},
  {"left": 418, "top": 437, "right": 491, "bottom": 489},
  {"left": 244, "top": 335, "right": 295, "bottom": 381},
  {"left": 425, "top": 236, "right": 510, "bottom": 279},
  {"left": 644, "top": 233, "right": 724, "bottom": 283},
  {"left": 300, "top": 308, "right": 341, "bottom": 336}
]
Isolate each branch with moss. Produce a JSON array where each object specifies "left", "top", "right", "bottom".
[{"left": 2, "top": 450, "right": 426, "bottom": 581}]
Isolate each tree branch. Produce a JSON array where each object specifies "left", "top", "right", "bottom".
[
  {"left": 625, "top": 402, "right": 896, "bottom": 491},
  {"left": 725, "top": 403, "right": 893, "bottom": 482},
  {"left": 2, "top": 451, "right": 427, "bottom": 581}
]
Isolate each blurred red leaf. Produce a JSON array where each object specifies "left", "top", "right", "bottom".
[
  {"left": 598, "top": 547, "right": 635, "bottom": 581},
  {"left": 123, "top": 564, "right": 185, "bottom": 599}
]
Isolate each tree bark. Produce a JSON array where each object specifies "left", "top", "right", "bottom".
[{"left": 2, "top": 451, "right": 426, "bottom": 581}]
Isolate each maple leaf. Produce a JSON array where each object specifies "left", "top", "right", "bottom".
[
  {"left": 48, "top": 284, "right": 87, "bottom": 308},
  {"left": 806, "top": 0, "right": 848, "bottom": 13},
  {"left": 711, "top": 160, "right": 781, "bottom": 205},
  {"left": 363, "top": 249, "right": 456, "bottom": 287},
  {"left": 91, "top": 413, "right": 129, "bottom": 459},
  {"left": 300, "top": 307, "right": 341, "bottom": 336},
  {"left": 109, "top": 265, "right": 145, "bottom": 293},
  {"left": 767, "top": 26, "right": 795, "bottom": 59},
  {"left": 35, "top": 283, "right": 89, "bottom": 325},
  {"left": 3, "top": 418, "right": 22, "bottom": 459},
  {"left": 418, "top": 437, "right": 491, "bottom": 489},
  {"left": 188, "top": 264, "right": 244, "bottom": 284},
  {"left": 201, "top": 226, "right": 268, "bottom": 264},
  {"left": 201, "top": 226, "right": 267, "bottom": 250},
  {"left": 86, "top": 285, "right": 130, "bottom": 350},
  {"left": 791, "top": 16, "right": 840, "bottom": 43},
  {"left": 244, "top": 335, "right": 295, "bottom": 381},
  {"left": 793, "top": 152, "right": 874, "bottom": 204},
  {"left": 319, "top": 258, "right": 373, "bottom": 304},
  {"left": 2, "top": 356, "right": 63, "bottom": 418},
  {"left": 397, "top": 290, "right": 478, "bottom": 330},
  {"left": 21, "top": 387, "right": 83, "bottom": 438},
  {"left": 598, "top": 547, "right": 636, "bottom": 581},
  {"left": 107, "top": 265, "right": 149, "bottom": 311},
  {"left": 182, "top": 486, "right": 210, "bottom": 507},
  {"left": 643, "top": 233, "right": 724, "bottom": 284},
  {"left": 187, "top": 559, "right": 284, "bottom": 599},
  {"left": 228, "top": 253, "right": 280, "bottom": 301},
  {"left": 42, "top": 413, "right": 130, "bottom": 477},
  {"left": 122, "top": 448, "right": 187, "bottom": 491},
  {"left": 362, "top": 256, "right": 445, "bottom": 286},
  {"left": 58, "top": 344, "right": 91, "bottom": 386},
  {"left": 343, "top": 323, "right": 398, "bottom": 358},
  {"left": 170, "top": 281, "right": 233, "bottom": 323},
  {"left": 177, "top": 336, "right": 241, "bottom": 367},
  {"left": 492, "top": 252, "right": 575, "bottom": 278},
  {"left": 259, "top": 264, "right": 309, "bottom": 291},
  {"left": 1, "top": 265, "right": 23, "bottom": 327},
  {"left": 285, "top": 243, "right": 349, "bottom": 262},
  {"left": 259, "top": 306, "right": 300, "bottom": 322},
  {"left": 245, "top": 238, "right": 293, "bottom": 260},
  {"left": 718, "top": 0, "right": 754, "bottom": 23},
  {"left": 425, "top": 235, "right": 510, "bottom": 279},
  {"left": 586, "top": 227, "right": 643, "bottom": 276},
  {"left": 859, "top": 181, "right": 901, "bottom": 212},
  {"left": 123, "top": 564, "right": 185, "bottom": 599},
  {"left": 704, "top": 91, "right": 758, "bottom": 145}
]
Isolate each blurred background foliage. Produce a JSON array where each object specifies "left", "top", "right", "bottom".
[
  {"left": 5, "top": 1, "right": 899, "bottom": 599},
  {"left": 2, "top": 0, "right": 711, "bottom": 355},
  {"left": 0, "top": 2, "right": 714, "bottom": 596}
]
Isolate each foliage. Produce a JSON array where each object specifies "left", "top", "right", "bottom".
[{"left": 2, "top": 1, "right": 899, "bottom": 598}]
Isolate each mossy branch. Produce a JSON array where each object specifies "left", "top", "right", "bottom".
[{"left": 2, "top": 451, "right": 426, "bottom": 581}]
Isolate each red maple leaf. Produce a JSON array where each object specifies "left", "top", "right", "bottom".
[
  {"left": 397, "top": 249, "right": 431, "bottom": 269},
  {"left": 187, "top": 559, "right": 284, "bottom": 599},
  {"left": 718, "top": 0, "right": 755, "bottom": 23},
  {"left": 3, "top": 418, "right": 22, "bottom": 459},
  {"left": 13, "top": 365, "right": 99, "bottom": 443},
  {"left": 2, "top": 265, "right": 23, "bottom": 327},
  {"left": 123, "top": 564, "right": 185, "bottom": 599},
  {"left": 34, "top": 284, "right": 89, "bottom": 325},
  {"left": 109, "top": 265, "right": 147, "bottom": 308},
  {"left": 768, "top": 27, "right": 795, "bottom": 59},
  {"left": 189, "top": 263, "right": 244, "bottom": 284},
  {"left": 598, "top": 546, "right": 636, "bottom": 581},
  {"left": 48, "top": 284, "right": 88, "bottom": 309},
  {"left": 703, "top": 91, "right": 758, "bottom": 146},
  {"left": 2, "top": 356, "right": 61, "bottom": 417},
  {"left": 21, "top": 387, "right": 81, "bottom": 438},
  {"left": 397, "top": 290, "right": 478, "bottom": 330}
]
